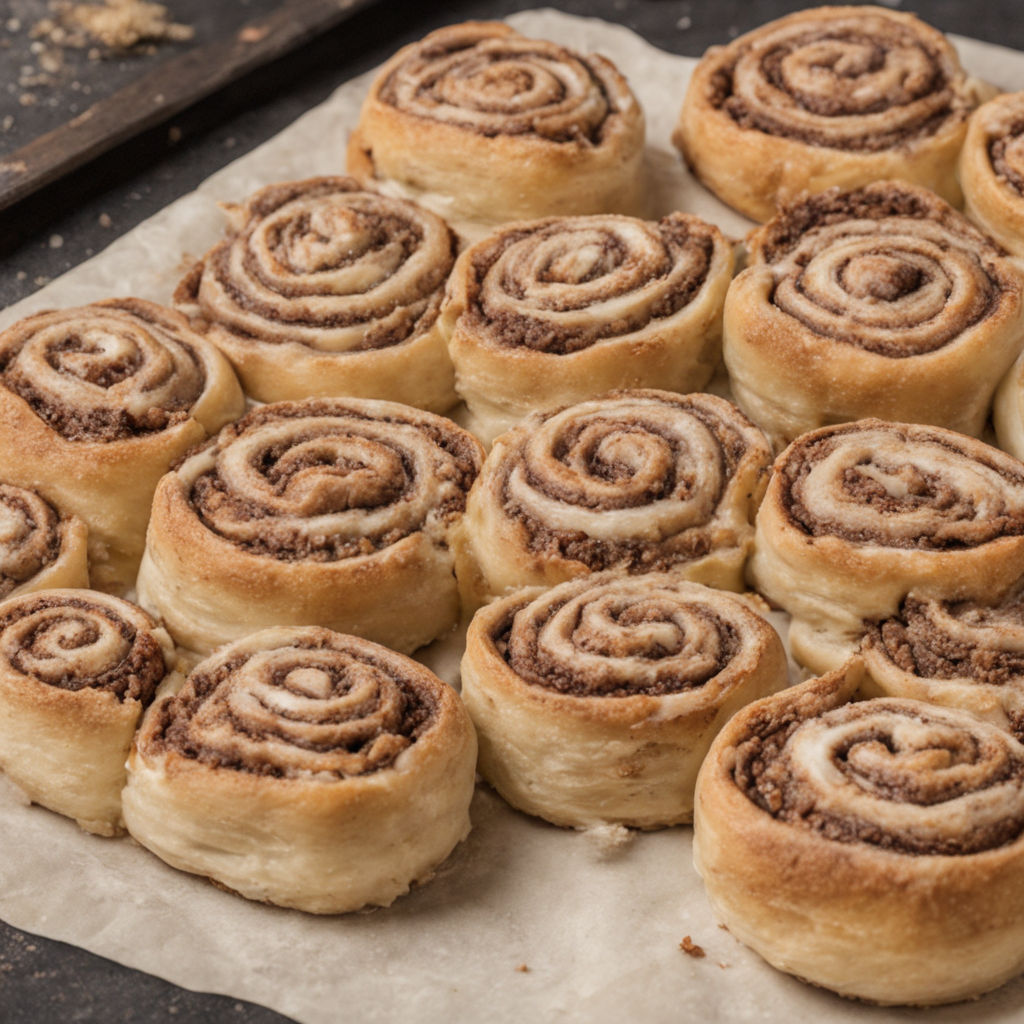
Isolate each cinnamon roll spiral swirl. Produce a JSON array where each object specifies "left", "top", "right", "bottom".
[
  {"left": 722, "top": 182, "right": 1024, "bottom": 447},
  {"left": 0, "top": 588, "right": 175, "bottom": 836},
  {"left": 136, "top": 397, "right": 484, "bottom": 656},
  {"left": 347, "top": 22, "right": 646, "bottom": 229},
  {"left": 749, "top": 419, "right": 1024, "bottom": 670},
  {"left": 960, "top": 91, "right": 1024, "bottom": 259},
  {"left": 694, "top": 662, "right": 1024, "bottom": 1004},
  {"left": 455, "top": 390, "right": 773, "bottom": 608},
  {"left": 440, "top": 212, "right": 734, "bottom": 443},
  {"left": 175, "top": 177, "right": 459, "bottom": 410},
  {"left": 461, "top": 573, "right": 787, "bottom": 828},
  {"left": 0, "top": 298, "right": 244, "bottom": 593},
  {"left": 0, "top": 483, "right": 88, "bottom": 598},
  {"left": 674, "top": 6, "right": 981, "bottom": 221},
  {"left": 122, "top": 626, "right": 477, "bottom": 914}
]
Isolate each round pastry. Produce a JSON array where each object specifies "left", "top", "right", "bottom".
[
  {"left": 693, "top": 661, "right": 1024, "bottom": 1005},
  {"left": 858, "top": 592, "right": 1024, "bottom": 741},
  {"left": 135, "top": 397, "right": 484, "bottom": 657},
  {"left": 347, "top": 21, "right": 646, "bottom": 229},
  {"left": 0, "top": 588, "right": 176, "bottom": 836},
  {"left": 994, "top": 348, "right": 1024, "bottom": 463},
  {"left": 749, "top": 419, "right": 1024, "bottom": 669},
  {"left": 674, "top": 5, "right": 981, "bottom": 222},
  {"left": 0, "top": 483, "right": 88, "bottom": 598},
  {"left": 723, "top": 181, "right": 1024, "bottom": 447},
  {"left": 122, "top": 626, "right": 477, "bottom": 914},
  {"left": 461, "top": 573, "right": 788, "bottom": 828},
  {"left": 0, "top": 298, "right": 245, "bottom": 593},
  {"left": 439, "top": 212, "right": 734, "bottom": 443},
  {"left": 175, "top": 177, "right": 459, "bottom": 411},
  {"left": 455, "top": 390, "right": 773, "bottom": 609},
  {"left": 960, "top": 91, "right": 1024, "bottom": 258}
]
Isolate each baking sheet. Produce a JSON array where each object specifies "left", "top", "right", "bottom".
[{"left": 3, "top": 10, "right": 1024, "bottom": 1022}]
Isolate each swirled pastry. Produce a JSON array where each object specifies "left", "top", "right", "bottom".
[
  {"left": 0, "top": 483, "right": 88, "bottom": 597},
  {"left": 0, "top": 298, "right": 245, "bottom": 593},
  {"left": 440, "top": 212, "right": 734, "bottom": 443},
  {"left": 674, "top": 6, "right": 980, "bottom": 222},
  {"left": 0, "top": 588, "right": 176, "bottom": 836},
  {"left": 175, "top": 177, "right": 459, "bottom": 411},
  {"left": 960, "top": 91, "right": 1024, "bottom": 258},
  {"left": 136, "top": 397, "right": 484, "bottom": 657},
  {"left": 347, "top": 22, "right": 646, "bottom": 230},
  {"left": 461, "top": 574, "right": 787, "bottom": 828},
  {"left": 858, "top": 592, "right": 1024, "bottom": 741},
  {"left": 122, "top": 626, "right": 476, "bottom": 914},
  {"left": 749, "top": 420, "right": 1024, "bottom": 670},
  {"left": 723, "top": 182, "right": 1024, "bottom": 447},
  {"left": 455, "top": 390, "right": 773, "bottom": 608},
  {"left": 694, "top": 661, "right": 1024, "bottom": 1005}
]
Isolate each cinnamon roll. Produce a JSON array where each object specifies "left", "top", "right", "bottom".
[
  {"left": 175, "top": 177, "right": 459, "bottom": 411},
  {"left": 722, "top": 181, "right": 1024, "bottom": 447},
  {"left": 136, "top": 397, "right": 484, "bottom": 657},
  {"left": 960, "top": 91, "right": 1024, "bottom": 258},
  {"left": 749, "top": 419, "right": 1024, "bottom": 670},
  {"left": 122, "top": 626, "right": 477, "bottom": 914},
  {"left": 694, "top": 661, "right": 1024, "bottom": 1005},
  {"left": 858, "top": 592, "right": 1024, "bottom": 741},
  {"left": 455, "top": 390, "right": 773, "bottom": 609},
  {"left": 461, "top": 574, "right": 787, "bottom": 828},
  {"left": 674, "top": 6, "right": 981, "bottom": 222},
  {"left": 440, "top": 212, "right": 734, "bottom": 444},
  {"left": 0, "top": 588, "right": 176, "bottom": 836},
  {"left": 347, "top": 22, "right": 646, "bottom": 230},
  {"left": 0, "top": 483, "right": 88, "bottom": 597},
  {"left": 0, "top": 298, "right": 245, "bottom": 593}
]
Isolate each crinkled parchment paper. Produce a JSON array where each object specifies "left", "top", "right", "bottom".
[{"left": 3, "top": 10, "right": 1024, "bottom": 1023}]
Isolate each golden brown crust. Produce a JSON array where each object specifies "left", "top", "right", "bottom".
[
  {"left": 749, "top": 419, "right": 1024, "bottom": 667},
  {"left": 175, "top": 177, "right": 459, "bottom": 411},
  {"left": 693, "top": 661, "right": 1024, "bottom": 1004},
  {"left": 675, "top": 5, "right": 978, "bottom": 221},
  {"left": 135, "top": 397, "right": 484, "bottom": 657},
  {"left": 0, "top": 298, "right": 245, "bottom": 593},
  {"left": 346, "top": 21, "right": 646, "bottom": 229},
  {"left": 439, "top": 212, "right": 735, "bottom": 443},
  {"left": 0, "top": 588, "right": 176, "bottom": 835},
  {"left": 122, "top": 626, "right": 477, "bottom": 913},
  {"left": 461, "top": 573, "right": 788, "bottom": 827},
  {"left": 454, "top": 390, "right": 773, "bottom": 610},
  {"left": 723, "top": 182, "right": 1024, "bottom": 447}
]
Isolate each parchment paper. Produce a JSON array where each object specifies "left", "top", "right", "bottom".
[{"left": 3, "top": 11, "right": 1024, "bottom": 1022}]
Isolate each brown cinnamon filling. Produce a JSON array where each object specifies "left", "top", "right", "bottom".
[
  {"left": 733, "top": 702, "right": 1024, "bottom": 854},
  {"left": 989, "top": 122, "right": 1024, "bottom": 195},
  {"left": 0, "top": 594, "right": 165, "bottom": 703},
  {"left": 0, "top": 488, "right": 61, "bottom": 597}
]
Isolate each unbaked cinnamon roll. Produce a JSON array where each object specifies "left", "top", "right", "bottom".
[
  {"left": 0, "top": 588, "right": 176, "bottom": 836},
  {"left": 122, "top": 626, "right": 476, "bottom": 914},
  {"left": 722, "top": 182, "right": 1024, "bottom": 447},
  {"left": 462, "top": 574, "right": 787, "bottom": 828},
  {"left": 694, "top": 661, "right": 1024, "bottom": 1005},
  {"left": 750, "top": 419, "right": 1024, "bottom": 670},
  {"left": 0, "top": 298, "right": 245, "bottom": 593},
  {"left": 0, "top": 483, "right": 88, "bottom": 597},
  {"left": 675, "top": 6, "right": 981, "bottom": 222},
  {"left": 347, "top": 21, "right": 646, "bottom": 230},
  {"left": 440, "top": 212, "right": 734, "bottom": 443},
  {"left": 136, "top": 397, "right": 484, "bottom": 657},
  {"left": 175, "top": 177, "right": 459, "bottom": 411},
  {"left": 960, "top": 91, "right": 1024, "bottom": 258},
  {"left": 858, "top": 592, "right": 1024, "bottom": 741},
  {"left": 455, "top": 390, "right": 773, "bottom": 608}
]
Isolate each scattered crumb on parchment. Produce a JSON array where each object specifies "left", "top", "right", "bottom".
[
  {"left": 578, "top": 822, "right": 636, "bottom": 856},
  {"left": 679, "top": 936, "right": 706, "bottom": 959},
  {"left": 515, "top": 964, "right": 530, "bottom": 973}
]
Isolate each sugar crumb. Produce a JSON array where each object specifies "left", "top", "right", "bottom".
[
  {"left": 515, "top": 964, "right": 529, "bottom": 973},
  {"left": 578, "top": 822, "right": 635, "bottom": 856},
  {"left": 679, "top": 936, "right": 706, "bottom": 959}
]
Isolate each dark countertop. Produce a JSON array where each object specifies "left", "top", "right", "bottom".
[{"left": 2, "top": 1, "right": 1024, "bottom": 1020}]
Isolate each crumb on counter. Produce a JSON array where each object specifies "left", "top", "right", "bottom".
[
  {"left": 679, "top": 936, "right": 706, "bottom": 959},
  {"left": 515, "top": 963, "right": 530, "bottom": 973}
]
